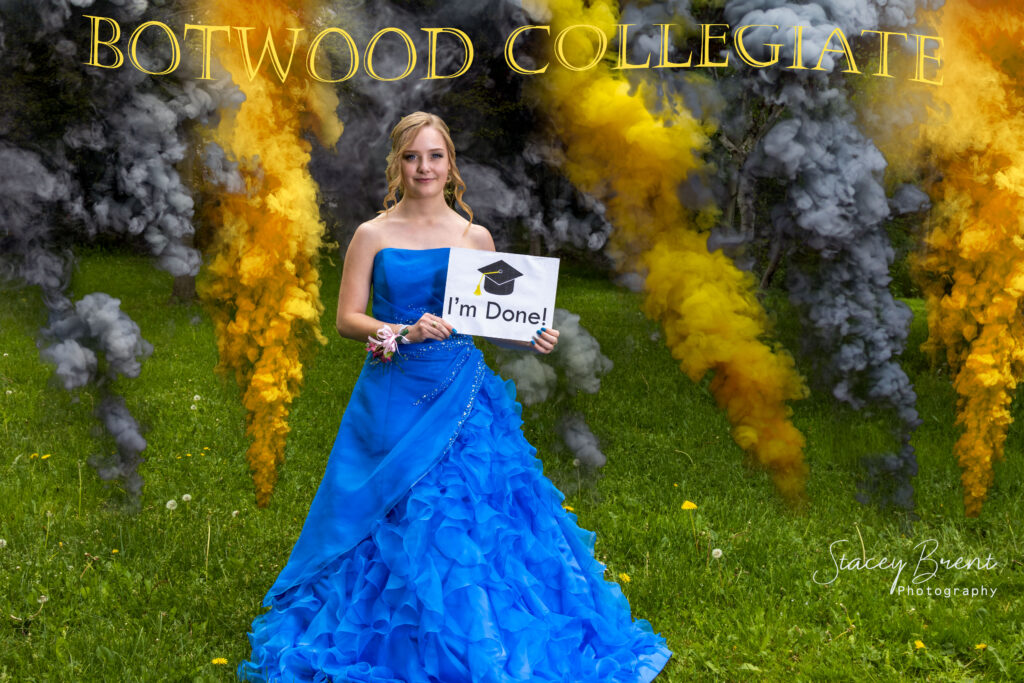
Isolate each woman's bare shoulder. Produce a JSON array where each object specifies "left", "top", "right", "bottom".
[
  {"left": 465, "top": 222, "right": 495, "bottom": 251},
  {"left": 347, "top": 218, "right": 388, "bottom": 257}
]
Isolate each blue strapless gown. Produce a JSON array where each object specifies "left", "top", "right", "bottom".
[{"left": 238, "top": 248, "right": 671, "bottom": 682}]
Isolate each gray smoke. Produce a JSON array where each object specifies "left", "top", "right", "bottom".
[
  {"left": 41, "top": 293, "right": 153, "bottom": 387},
  {"left": 90, "top": 395, "right": 147, "bottom": 498},
  {"left": 0, "top": 0, "right": 231, "bottom": 501},
  {"left": 890, "top": 184, "right": 931, "bottom": 215},
  {"left": 499, "top": 353, "right": 558, "bottom": 405},
  {"left": 496, "top": 308, "right": 613, "bottom": 466},
  {"left": 722, "top": 0, "right": 943, "bottom": 511},
  {"left": 559, "top": 413, "right": 606, "bottom": 468}
]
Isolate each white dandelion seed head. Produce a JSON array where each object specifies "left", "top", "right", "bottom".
[
  {"left": 5, "top": 390, "right": 11, "bottom": 395},
  {"left": 38, "top": 595, "right": 48, "bottom": 604},
  {"left": 0, "top": 539, "right": 7, "bottom": 549},
  {"left": 231, "top": 510, "right": 239, "bottom": 518},
  {"left": 165, "top": 499, "right": 177, "bottom": 510},
  {"left": 192, "top": 394, "right": 201, "bottom": 401},
  {"left": 190, "top": 404, "right": 197, "bottom": 411},
  {"left": 712, "top": 548, "right": 723, "bottom": 559},
  {"left": 572, "top": 458, "right": 580, "bottom": 468},
  {"left": 181, "top": 494, "right": 192, "bottom": 503}
]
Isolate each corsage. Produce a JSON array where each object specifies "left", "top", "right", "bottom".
[{"left": 366, "top": 325, "right": 409, "bottom": 366}]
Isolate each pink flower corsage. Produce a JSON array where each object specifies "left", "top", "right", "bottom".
[{"left": 366, "top": 325, "right": 409, "bottom": 367}]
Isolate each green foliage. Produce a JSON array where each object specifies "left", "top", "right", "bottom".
[
  {"left": 0, "top": 250, "right": 1020, "bottom": 681},
  {"left": 884, "top": 214, "right": 925, "bottom": 299}
]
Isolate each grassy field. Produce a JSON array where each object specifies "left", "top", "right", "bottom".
[{"left": 1, "top": 247, "right": 1021, "bottom": 681}]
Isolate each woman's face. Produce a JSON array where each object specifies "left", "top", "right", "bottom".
[{"left": 399, "top": 125, "right": 450, "bottom": 199}]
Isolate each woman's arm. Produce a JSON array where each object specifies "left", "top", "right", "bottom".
[
  {"left": 335, "top": 224, "right": 452, "bottom": 344},
  {"left": 335, "top": 223, "right": 389, "bottom": 342},
  {"left": 469, "top": 226, "right": 560, "bottom": 354}
]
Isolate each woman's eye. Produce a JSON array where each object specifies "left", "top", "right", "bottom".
[
  {"left": 432, "top": 153, "right": 443, "bottom": 159},
  {"left": 403, "top": 154, "right": 416, "bottom": 161}
]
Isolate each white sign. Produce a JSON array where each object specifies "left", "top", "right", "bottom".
[{"left": 443, "top": 248, "right": 560, "bottom": 342}]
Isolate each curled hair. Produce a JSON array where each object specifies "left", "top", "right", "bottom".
[{"left": 381, "top": 112, "right": 473, "bottom": 226}]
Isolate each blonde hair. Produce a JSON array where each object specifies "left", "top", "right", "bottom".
[{"left": 381, "top": 112, "right": 473, "bottom": 226}]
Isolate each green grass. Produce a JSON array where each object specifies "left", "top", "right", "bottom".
[{"left": 1, "top": 248, "right": 1022, "bottom": 681}]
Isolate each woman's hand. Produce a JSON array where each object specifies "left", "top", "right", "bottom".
[
  {"left": 407, "top": 312, "right": 453, "bottom": 342},
  {"left": 532, "top": 327, "right": 559, "bottom": 354}
]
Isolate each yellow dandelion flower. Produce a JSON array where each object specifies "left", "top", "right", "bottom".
[
  {"left": 914, "top": 640, "right": 926, "bottom": 650},
  {"left": 975, "top": 643, "right": 987, "bottom": 650},
  {"left": 562, "top": 505, "right": 575, "bottom": 512},
  {"left": 682, "top": 500, "right": 697, "bottom": 510},
  {"left": 186, "top": 453, "right": 192, "bottom": 457},
  {"left": 673, "top": 483, "right": 679, "bottom": 487},
  {"left": 619, "top": 572, "right": 631, "bottom": 583},
  {"left": 211, "top": 657, "right": 228, "bottom": 665},
  {"left": 41, "top": 454, "right": 51, "bottom": 460},
  {"left": 176, "top": 456, "right": 182, "bottom": 460},
  {"left": 30, "top": 452, "right": 38, "bottom": 459},
  {"left": 203, "top": 446, "right": 210, "bottom": 450},
  {"left": 112, "top": 549, "right": 119, "bottom": 554}
]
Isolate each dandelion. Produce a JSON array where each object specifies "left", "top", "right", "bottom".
[
  {"left": 562, "top": 504, "right": 575, "bottom": 512},
  {"left": 975, "top": 643, "right": 987, "bottom": 650},
  {"left": 41, "top": 454, "right": 51, "bottom": 460},
  {"left": 193, "top": 394, "right": 201, "bottom": 401},
  {"left": 166, "top": 499, "right": 178, "bottom": 510},
  {"left": 682, "top": 500, "right": 699, "bottom": 552},
  {"left": 38, "top": 595, "right": 48, "bottom": 604},
  {"left": 232, "top": 510, "right": 239, "bottom": 517},
  {"left": 619, "top": 572, "right": 631, "bottom": 583},
  {"left": 30, "top": 452, "right": 38, "bottom": 459},
  {"left": 914, "top": 640, "right": 926, "bottom": 650},
  {"left": 0, "top": 539, "right": 7, "bottom": 549},
  {"left": 572, "top": 458, "right": 580, "bottom": 468},
  {"left": 203, "top": 446, "right": 210, "bottom": 450},
  {"left": 112, "top": 549, "right": 119, "bottom": 554},
  {"left": 712, "top": 548, "right": 723, "bottom": 559},
  {"left": 190, "top": 404, "right": 197, "bottom": 411},
  {"left": 4, "top": 390, "right": 11, "bottom": 395},
  {"left": 186, "top": 453, "right": 192, "bottom": 457},
  {"left": 182, "top": 494, "right": 192, "bottom": 503},
  {"left": 211, "top": 657, "right": 228, "bottom": 665},
  {"left": 673, "top": 483, "right": 678, "bottom": 487}
]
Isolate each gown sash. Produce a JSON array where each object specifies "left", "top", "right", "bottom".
[{"left": 266, "top": 249, "right": 486, "bottom": 604}]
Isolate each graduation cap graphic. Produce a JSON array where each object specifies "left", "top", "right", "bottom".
[{"left": 474, "top": 259, "right": 523, "bottom": 296}]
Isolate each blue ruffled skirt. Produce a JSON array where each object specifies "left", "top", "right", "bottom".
[{"left": 238, "top": 370, "right": 671, "bottom": 682}]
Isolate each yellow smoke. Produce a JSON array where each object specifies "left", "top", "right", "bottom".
[
  {"left": 195, "top": 0, "right": 342, "bottom": 507},
  {"left": 866, "top": 1, "right": 1024, "bottom": 516},
  {"left": 531, "top": 0, "right": 809, "bottom": 502}
]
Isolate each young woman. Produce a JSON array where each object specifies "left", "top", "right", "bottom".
[{"left": 238, "top": 112, "right": 671, "bottom": 682}]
